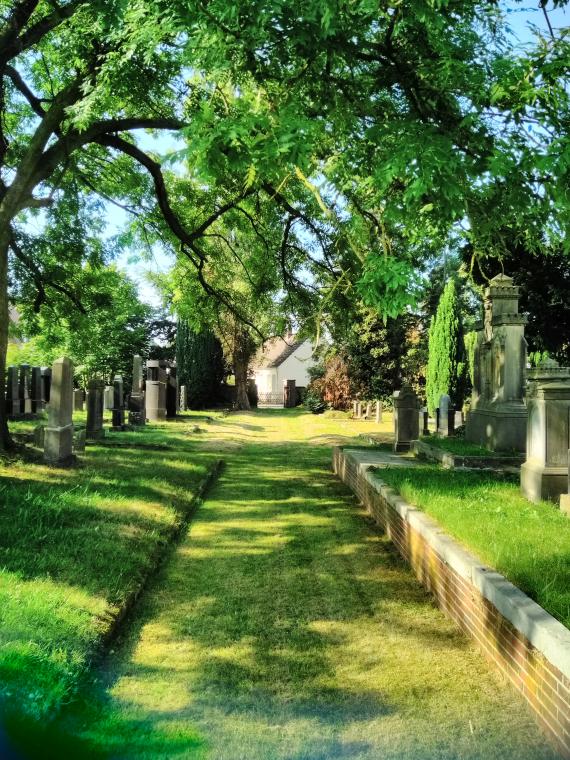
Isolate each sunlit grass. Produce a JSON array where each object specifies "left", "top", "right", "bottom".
[{"left": 32, "top": 409, "right": 558, "bottom": 760}]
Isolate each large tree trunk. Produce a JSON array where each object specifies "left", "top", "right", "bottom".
[
  {"left": 0, "top": 230, "right": 13, "bottom": 451},
  {"left": 233, "top": 328, "right": 254, "bottom": 411}
]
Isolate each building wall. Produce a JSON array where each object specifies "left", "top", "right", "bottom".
[{"left": 275, "top": 339, "right": 315, "bottom": 388}]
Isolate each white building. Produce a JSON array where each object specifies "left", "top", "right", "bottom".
[{"left": 252, "top": 336, "right": 316, "bottom": 405}]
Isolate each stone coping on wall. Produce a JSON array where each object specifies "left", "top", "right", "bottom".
[
  {"left": 413, "top": 438, "right": 524, "bottom": 471},
  {"left": 333, "top": 445, "right": 570, "bottom": 756}
]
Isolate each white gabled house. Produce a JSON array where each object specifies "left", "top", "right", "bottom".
[{"left": 252, "top": 335, "right": 316, "bottom": 405}]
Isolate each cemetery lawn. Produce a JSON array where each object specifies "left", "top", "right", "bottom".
[
  {"left": 0, "top": 411, "right": 220, "bottom": 724},
  {"left": 20, "top": 410, "right": 556, "bottom": 760},
  {"left": 377, "top": 463, "right": 570, "bottom": 628}
]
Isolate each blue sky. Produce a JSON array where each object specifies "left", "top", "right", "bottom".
[{"left": 113, "top": 1, "right": 569, "bottom": 309}]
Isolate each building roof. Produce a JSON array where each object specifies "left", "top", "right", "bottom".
[{"left": 252, "top": 336, "right": 305, "bottom": 370}]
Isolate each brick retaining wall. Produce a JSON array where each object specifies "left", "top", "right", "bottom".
[{"left": 333, "top": 446, "right": 570, "bottom": 758}]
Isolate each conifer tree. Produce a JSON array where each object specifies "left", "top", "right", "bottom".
[
  {"left": 425, "top": 279, "right": 466, "bottom": 415},
  {"left": 176, "top": 322, "right": 225, "bottom": 409}
]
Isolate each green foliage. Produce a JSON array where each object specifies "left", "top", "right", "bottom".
[
  {"left": 464, "top": 331, "right": 478, "bottom": 386},
  {"left": 425, "top": 279, "right": 466, "bottom": 414},
  {"left": 175, "top": 321, "right": 225, "bottom": 409}
]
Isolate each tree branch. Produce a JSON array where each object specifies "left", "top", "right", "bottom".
[{"left": 5, "top": 64, "right": 46, "bottom": 116}]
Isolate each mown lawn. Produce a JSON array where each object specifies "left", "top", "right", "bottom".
[
  {"left": 20, "top": 410, "right": 556, "bottom": 760},
  {"left": 377, "top": 463, "right": 570, "bottom": 628},
  {"left": 0, "top": 411, "right": 220, "bottom": 726},
  {"left": 421, "top": 436, "right": 520, "bottom": 457}
]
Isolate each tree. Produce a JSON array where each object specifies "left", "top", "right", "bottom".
[
  {"left": 175, "top": 322, "right": 225, "bottom": 409},
  {"left": 425, "top": 279, "right": 466, "bottom": 415}
]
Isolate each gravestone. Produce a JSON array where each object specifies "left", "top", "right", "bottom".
[
  {"left": 86, "top": 378, "right": 105, "bottom": 440},
  {"left": 31, "top": 367, "right": 43, "bottom": 413},
  {"left": 6, "top": 366, "right": 20, "bottom": 417},
  {"left": 283, "top": 379, "right": 296, "bottom": 408},
  {"left": 44, "top": 357, "right": 74, "bottom": 465},
  {"left": 165, "top": 362, "right": 178, "bottom": 419},
  {"left": 353, "top": 400, "right": 358, "bottom": 418},
  {"left": 40, "top": 367, "right": 51, "bottom": 404},
  {"left": 437, "top": 394, "right": 452, "bottom": 437},
  {"left": 356, "top": 401, "right": 362, "bottom": 419},
  {"left": 73, "top": 428, "right": 86, "bottom": 453},
  {"left": 73, "top": 388, "right": 84, "bottom": 412},
  {"left": 521, "top": 361, "right": 570, "bottom": 503},
  {"left": 103, "top": 385, "right": 114, "bottom": 410},
  {"left": 375, "top": 400, "right": 382, "bottom": 424},
  {"left": 19, "top": 364, "right": 32, "bottom": 415},
  {"left": 179, "top": 385, "right": 187, "bottom": 412},
  {"left": 393, "top": 385, "right": 420, "bottom": 452},
  {"left": 465, "top": 274, "right": 527, "bottom": 451},
  {"left": 112, "top": 375, "right": 126, "bottom": 430},
  {"left": 561, "top": 451, "right": 570, "bottom": 515},
  {"left": 365, "top": 402, "right": 371, "bottom": 419},
  {"left": 128, "top": 354, "right": 146, "bottom": 426},
  {"left": 33, "top": 424, "right": 45, "bottom": 448},
  {"left": 146, "top": 360, "right": 167, "bottom": 421},
  {"left": 421, "top": 407, "right": 430, "bottom": 436}
]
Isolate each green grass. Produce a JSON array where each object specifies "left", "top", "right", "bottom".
[
  {"left": 377, "top": 463, "right": 570, "bottom": 627},
  {"left": 15, "top": 410, "right": 556, "bottom": 760},
  {"left": 0, "top": 412, "right": 220, "bottom": 724},
  {"left": 421, "top": 436, "right": 520, "bottom": 457}
]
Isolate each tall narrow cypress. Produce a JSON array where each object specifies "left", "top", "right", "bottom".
[{"left": 175, "top": 321, "right": 225, "bottom": 409}]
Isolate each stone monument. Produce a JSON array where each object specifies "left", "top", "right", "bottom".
[
  {"left": 561, "top": 451, "right": 570, "bottom": 515},
  {"left": 375, "top": 400, "right": 382, "bottom": 424},
  {"left": 521, "top": 360, "right": 570, "bottom": 503},
  {"left": 146, "top": 360, "right": 167, "bottom": 421},
  {"left": 19, "top": 364, "right": 32, "bottom": 415},
  {"left": 465, "top": 274, "right": 527, "bottom": 451},
  {"left": 103, "top": 385, "right": 114, "bottom": 410},
  {"left": 179, "top": 385, "right": 187, "bottom": 413},
  {"left": 437, "top": 394, "right": 454, "bottom": 437},
  {"left": 73, "top": 388, "right": 84, "bottom": 412},
  {"left": 6, "top": 366, "right": 20, "bottom": 417},
  {"left": 393, "top": 385, "right": 420, "bottom": 452},
  {"left": 86, "top": 378, "right": 105, "bottom": 440},
  {"left": 40, "top": 367, "right": 51, "bottom": 405},
  {"left": 111, "top": 375, "right": 126, "bottom": 430},
  {"left": 128, "top": 354, "right": 146, "bottom": 426},
  {"left": 44, "top": 357, "right": 74, "bottom": 465},
  {"left": 165, "top": 362, "right": 178, "bottom": 419},
  {"left": 31, "top": 366, "right": 43, "bottom": 412}
]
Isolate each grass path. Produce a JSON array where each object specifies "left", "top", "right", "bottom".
[{"left": 34, "top": 410, "right": 556, "bottom": 759}]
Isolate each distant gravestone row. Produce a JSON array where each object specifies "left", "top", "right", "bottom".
[
  {"left": 6, "top": 364, "right": 51, "bottom": 417},
  {"left": 352, "top": 399, "right": 383, "bottom": 423}
]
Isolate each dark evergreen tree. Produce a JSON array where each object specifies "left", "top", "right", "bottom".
[
  {"left": 425, "top": 279, "right": 467, "bottom": 415},
  {"left": 176, "top": 322, "right": 225, "bottom": 409}
]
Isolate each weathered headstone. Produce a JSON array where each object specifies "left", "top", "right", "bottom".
[
  {"left": 421, "top": 406, "right": 430, "bottom": 436},
  {"left": 44, "top": 357, "right": 74, "bottom": 465},
  {"left": 73, "top": 427, "right": 86, "bottom": 453},
  {"left": 356, "top": 401, "right": 362, "bottom": 419},
  {"left": 283, "top": 379, "right": 296, "bottom": 408},
  {"left": 73, "top": 388, "right": 84, "bottom": 412},
  {"left": 437, "top": 394, "right": 452, "bottom": 437},
  {"left": 40, "top": 366, "right": 51, "bottom": 405},
  {"left": 112, "top": 375, "right": 125, "bottom": 430},
  {"left": 19, "top": 364, "right": 32, "bottom": 415},
  {"left": 6, "top": 366, "right": 20, "bottom": 416},
  {"left": 31, "top": 367, "right": 43, "bottom": 413},
  {"left": 353, "top": 400, "right": 358, "bottom": 418},
  {"left": 128, "top": 355, "right": 146, "bottom": 426},
  {"left": 393, "top": 385, "right": 420, "bottom": 452},
  {"left": 375, "top": 400, "right": 382, "bottom": 424},
  {"left": 33, "top": 424, "right": 45, "bottom": 448},
  {"left": 103, "top": 385, "right": 114, "bottom": 410},
  {"left": 146, "top": 360, "right": 167, "bottom": 421},
  {"left": 179, "top": 385, "right": 187, "bottom": 412},
  {"left": 86, "top": 378, "right": 105, "bottom": 440},
  {"left": 465, "top": 274, "right": 527, "bottom": 451},
  {"left": 365, "top": 401, "right": 371, "bottom": 419},
  {"left": 521, "top": 362, "right": 570, "bottom": 503}
]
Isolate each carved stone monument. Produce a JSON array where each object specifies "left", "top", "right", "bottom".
[
  {"left": 86, "top": 378, "right": 105, "bottom": 440},
  {"left": 521, "top": 360, "right": 570, "bottom": 503},
  {"left": 44, "top": 357, "right": 74, "bottom": 465},
  {"left": 465, "top": 274, "right": 527, "bottom": 451},
  {"left": 437, "top": 394, "right": 452, "bottom": 437},
  {"left": 128, "top": 354, "right": 146, "bottom": 426},
  {"left": 103, "top": 385, "right": 114, "bottom": 410},
  {"left": 146, "top": 360, "right": 167, "bottom": 421},
  {"left": 31, "top": 366, "right": 43, "bottom": 412},
  {"left": 6, "top": 366, "right": 20, "bottom": 417},
  {"left": 179, "top": 385, "right": 187, "bottom": 413},
  {"left": 393, "top": 385, "right": 420, "bottom": 452}
]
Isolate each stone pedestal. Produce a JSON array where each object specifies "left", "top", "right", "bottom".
[
  {"left": 165, "top": 362, "right": 178, "bottom": 419},
  {"left": 521, "top": 372, "right": 570, "bottom": 503},
  {"left": 179, "top": 385, "right": 187, "bottom": 412},
  {"left": 466, "top": 274, "right": 527, "bottom": 451},
  {"left": 44, "top": 357, "right": 74, "bottom": 465},
  {"left": 129, "top": 354, "right": 146, "bottom": 426},
  {"left": 6, "top": 366, "right": 20, "bottom": 417},
  {"left": 146, "top": 360, "right": 167, "bottom": 421},
  {"left": 86, "top": 379, "right": 105, "bottom": 439},
  {"left": 111, "top": 375, "right": 126, "bottom": 430},
  {"left": 393, "top": 385, "right": 420, "bottom": 452}
]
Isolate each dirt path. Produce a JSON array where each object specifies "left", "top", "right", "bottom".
[{"left": 59, "top": 410, "right": 557, "bottom": 759}]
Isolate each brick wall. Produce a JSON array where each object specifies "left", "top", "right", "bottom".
[{"left": 333, "top": 446, "right": 570, "bottom": 758}]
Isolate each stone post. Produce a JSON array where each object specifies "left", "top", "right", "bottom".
[
  {"left": 19, "top": 364, "right": 32, "bottom": 415},
  {"left": 103, "top": 385, "right": 114, "bottom": 410},
  {"left": 521, "top": 364, "right": 570, "bottom": 503},
  {"left": 437, "top": 394, "right": 451, "bottom": 436},
  {"left": 356, "top": 401, "right": 362, "bottom": 419},
  {"left": 112, "top": 375, "right": 125, "bottom": 430},
  {"left": 165, "top": 362, "right": 178, "bottom": 419},
  {"left": 6, "top": 366, "right": 20, "bottom": 417},
  {"left": 31, "top": 367, "right": 43, "bottom": 413},
  {"left": 128, "top": 354, "right": 146, "bottom": 426},
  {"left": 375, "top": 400, "right": 382, "bottom": 424},
  {"left": 465, "top": 274, "right": 527, "bottom": 451},
  {"left": 421, "top": 407, "right": 430, "bottom": 436},
  {"left": 353, "top": 400, "right": 358, "bottom": 418},
  {"left": 73, "top": 388, "right": 84, "bottom": 411},
  {"left": 393, "top": 385, "right": 420, "bottom": 452},
  {"left": 179, "top": 385, "right": 187, "bottom": 412},
  {"left": 365, "top": 401, "right": 371, "bottom": 419},
  {"left": 44, "top": 357, "right": 74, "bottom": 465},
  {"left": 86, "top": 378, "right": 105, "bottom": 440},
  {"left": 40, "top": 367, "right": 51, "bottom": 405},
  {"left": 146, "top": 360, "right": 167, "bottom": 421}
]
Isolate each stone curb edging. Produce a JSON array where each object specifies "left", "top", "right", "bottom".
[
  {"left": 332, "top": 446, "right": 570, "bottom": 758},
  {"left": 413, "top": 438, "right": 524, "bottom": 470}
]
